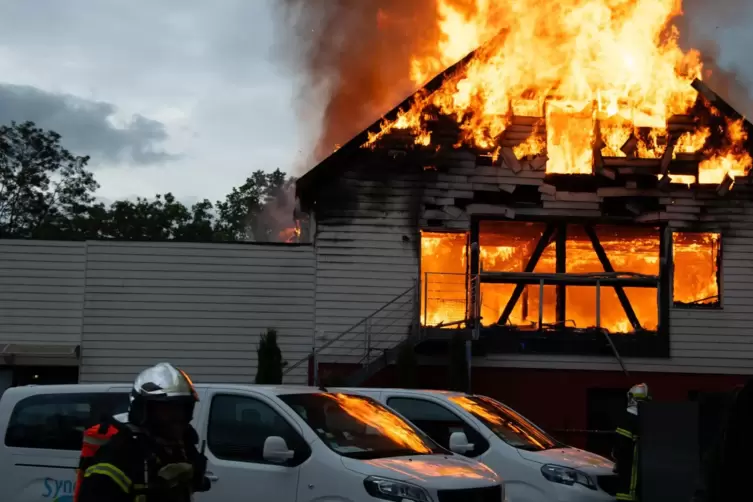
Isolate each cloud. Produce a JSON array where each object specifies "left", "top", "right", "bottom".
[{"left": 0, "top": 83, "right": 175, "bottom": 165}]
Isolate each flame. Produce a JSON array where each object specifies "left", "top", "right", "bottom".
[
  {"left": 365, "top": 0, "right": 704, "bottom": 170},
  {"left": 421, "top": 225, "right": 720, "bottom": 332},
  {"left": 672, "top": 232, "right": 720, "bottom": 304},
  {"left": 698, "top": 118, "right": 752, "bottom": 184},
  {"left": 279, "top": 220, "right": 302, "bottom": 243},
  {"left": 324, "top": 393, "right": 432, "bottom": 453}
]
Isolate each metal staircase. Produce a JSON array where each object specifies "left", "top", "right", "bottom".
[{"left": 283, "top": 281, "right": 421, "bottom": 387}]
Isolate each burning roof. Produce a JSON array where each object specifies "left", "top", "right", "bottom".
[{"left": 297, "top": 0, "right": 752, "bottom": 203}]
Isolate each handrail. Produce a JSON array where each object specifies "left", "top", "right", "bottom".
[{"left": 283, "top": 283, "right": 417, "bottom": 376}]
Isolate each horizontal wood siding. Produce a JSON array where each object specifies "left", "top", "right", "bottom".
[
  {"left": 76, "top": 242, "right": 315, "bottom": 384},
  {"left": 0, "top": 240, "right": 86, "bottom": 364},
  {"left": 314, "top": 165, "right": 422, "bottom": 362}
]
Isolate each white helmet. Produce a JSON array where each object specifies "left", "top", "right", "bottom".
[
  {"left": 128, "top": 362, "right": 198, "bottom": 426},
  {"left": 627, "top": 383, "right": 650, "bottom": 408}
]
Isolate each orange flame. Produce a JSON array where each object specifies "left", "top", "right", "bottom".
[
  {"left": 325, "top": 393, "right": 432, "bottom": 453},
  {"left": 421, "top": 226, "right": 720, "bottom": 332},
  {"left": 363, "top": 0, "right": 751, "bottom": 183},
  {"left": 279, "top": 220, "right": 302, "bottom": 243}
]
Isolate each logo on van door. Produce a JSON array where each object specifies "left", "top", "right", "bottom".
[{"left": 43, "top": 477, "right": 74, "bottom": 502}]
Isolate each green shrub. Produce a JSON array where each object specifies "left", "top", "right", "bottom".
[{"left": 255, "top": 328, "right": 286, "bottom": 384}]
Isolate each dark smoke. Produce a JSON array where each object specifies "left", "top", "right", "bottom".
[
  {"left": 273, "top": 0, "right": 440, "bottom": 166},
  {"left": 677, "top": 0, "right": 753, "bottom": 118}
]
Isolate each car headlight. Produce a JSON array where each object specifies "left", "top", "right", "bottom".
[
  {"left": 363, "top": 476, "right": 433, "bottom": 502},
  {"left": 540, "top": 464, "right": 596, "bottom": 490}
]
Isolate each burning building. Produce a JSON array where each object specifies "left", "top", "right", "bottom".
[{"left": 294, "top": 0, "right": 753, "bottom": 450}]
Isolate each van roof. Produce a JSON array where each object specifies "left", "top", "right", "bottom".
[
  {"left": 2, "top": 383, "right": 363, "bottom": 398},
  {"left": 334, "top": 387, "right": 471, "bottom": 398}
]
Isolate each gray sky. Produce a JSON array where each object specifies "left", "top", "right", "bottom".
[
  {"left": 0, "top": 0, "right": 751, "bottom": 203},
  {"left": 0, "top": 0, "right": 312, "bottom": 203}
]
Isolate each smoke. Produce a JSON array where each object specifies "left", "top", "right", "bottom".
[
  {"left": 272, "top": 0, "right": 441, "bottom": 164},
  {"left": 251, "top": 180, "right": 308, "bottom": 243},
  {"left": 677, "top": 0, "right": 753, "bottom": 118},
  {"left": 274, "top": 0, "right": 753, "bottom": 169}
]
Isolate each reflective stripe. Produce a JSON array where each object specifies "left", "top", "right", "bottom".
[
  {"left": 616, "top": 494, "right": 635, "bottom": 501},
  {"left": 84, "top": 463, "right": 132, "bottom": 494},
  {"left": 629, "top": 441, "right": 639, "bottom": 497},
  {"left": 616, "top": 427, "right": 634, "bottom": 439},
  {"left": 83, "top": 434, "right": 111, "bottom": 446}
]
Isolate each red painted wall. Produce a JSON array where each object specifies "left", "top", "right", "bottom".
[{"left": 317, "top": 362, "right": 748, "bottom": 449}]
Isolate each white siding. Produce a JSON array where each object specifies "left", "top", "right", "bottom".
[
  {"left": 0, "top": 240, "right": 86, "bottom": 365},
  {"left": 314, "top": 167, "right": 421, "bottom": 363},
  {"left": 79, "top": 241, "right": 315, "bottom": 384}
]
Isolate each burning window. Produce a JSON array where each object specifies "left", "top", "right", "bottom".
[
  {"left": 672, "top": 233, "right": 721, "bottom": 307},
  {"left": 420, "top": 231, "right": 468, "bottom": 327},
  {"left": 479, "top": 222, "right": 555, "bottom": 328},
  {"left": 479, "top": 222, "right": 660, "bottom": 333}
]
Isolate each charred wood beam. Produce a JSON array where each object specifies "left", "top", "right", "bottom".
[
  {"left": 480, "top": 272, "right": 658, "bottom": 287},
  {"left": 692, "top": 79, "right": 751, "bottom": 125},
  {"left": 583, "top": 225, "right": 642, "bottom": 331},
  {"left": 717, "top": 172, "right": 734, "bottom": 196},
  {"left": 497, "top": 224, "right": 557, "bottom": 325},
  {"left": 556, "top": 224, "right": 567, "bottom": 326}
]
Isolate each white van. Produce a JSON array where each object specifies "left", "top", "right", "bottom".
[
  {"left": 0, "top": 384, "right": 505, "bottom": 502},
  {"left": 340, "top": 388, "right": 617, "bottom": 502}
]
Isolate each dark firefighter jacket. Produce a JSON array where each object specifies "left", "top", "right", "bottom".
[
  {"left": 613, "top": 410, "right": 640, "bottom": 502},
  {"left": 77, "top": 424, "right": 211, "bottom": 502}
]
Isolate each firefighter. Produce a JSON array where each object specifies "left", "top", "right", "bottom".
[
  {"left": 77, "top": 362, "right": 211, "bottom": 502},
  {"left": 613, "top": 382, "right": 650, "bottom": 502}
]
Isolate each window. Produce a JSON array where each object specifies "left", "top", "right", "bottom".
[
  {"left": 420, "top": 231, "right": 469, "bottom": 328},
  {"left": 673, "top": 232, "right": 721, "bottom": 308},
  {"left": 280, "top": 393, "right": 442, "bottom": 460},
  {"left": 386, "top": 397, "right": 490, "bottom": 457},
  {"left": 5, "top": 392, "right": 129, "bottom": 451},
  {"left": 478, "top": 222, "right": 661, "bottom": 333},
  {"left": 207, "top": 394, "right": 309, "bottom": 465},
  {"left": 448, "top": 395, "right": 559, "bottom": 451}
]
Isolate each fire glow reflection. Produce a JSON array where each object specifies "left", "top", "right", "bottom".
[{"left": 421, "top": 225, "right": 720, "bottom": 332}]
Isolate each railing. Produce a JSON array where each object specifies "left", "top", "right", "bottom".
[
  {"left": 284, "top": 282, "right": 418, "bottom": 385},
  {"left": 421, "top": 272, "right": 471, "bottom": 328}
]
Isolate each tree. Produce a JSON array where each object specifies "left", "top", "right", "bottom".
[
  {"left": 256, "top": 328, "right": 287, "bottom": 384},
  {"left": 0, "top": 121, "right": 97, "bottom": 239},
  {"left": 0, "top": 121, "right": 296, "bottom": 242},
  {"left": 215, "top": 169, "right": 292, "bottom": 242}
]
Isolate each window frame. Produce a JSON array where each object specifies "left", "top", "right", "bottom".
[
  {"left": 4, "top": 392, "right": 129, "bottom": 451},
  {"left": 671, "top": 231, "right": 722, "bottom": 310},
  {"left": 206, "top": 393, "right": 311, "bottom": 467},
  {"left": 419, "top": 229, "right": 471, "bottom": 329},
  {"left": 385, "top": 396, "right": 490, "bottom": 458}
]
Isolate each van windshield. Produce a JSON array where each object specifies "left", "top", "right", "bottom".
[
  {"left": 449, "top": 395, "right": 559, "bottom": 451},
  {"left": 279, "top": 393, "right": 442, "bottom": 459}
]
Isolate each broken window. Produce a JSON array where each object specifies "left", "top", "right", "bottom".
[
  {"left": 672, "top": 232, "right": 721, "bottom": 307},
  {"left": 420, "top": 231, "right": 469, "bottom": 327},
  {"left": 478, "top": 222, "right": 660, "bottom": 333}
]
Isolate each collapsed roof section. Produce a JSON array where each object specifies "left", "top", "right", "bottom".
[{"left": 296, "top": 28, "right": 753, "bottom": 215}]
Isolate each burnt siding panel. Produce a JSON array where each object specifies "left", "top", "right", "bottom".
[
  {"left": 0, "top": 240, "right": 86, "bottom": 347},
  {"left": 79, "top": 241, "right": 315, "bottom": 384},
  {"left": 315, "top": 170, "right": 422, "bottom": 363}
]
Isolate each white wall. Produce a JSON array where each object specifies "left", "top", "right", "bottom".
[{"left": 0, "top": 240, "right": 316, "bottom": 383}]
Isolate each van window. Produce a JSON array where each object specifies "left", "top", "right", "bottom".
[
  {"left": 280, "top": 393, "right": 443, "bottom": 460},
  {"left": 449, "top": 395, "right": 559, "bottom": 451},
  {"left": 207, "top": 394, "right": 310, "bottom": 465},
  {"left": 386, "top": 397, "right": 490, "bottom": 457},
  {"left": 5, "top": 392, "right": 130, "bottom": 451}
]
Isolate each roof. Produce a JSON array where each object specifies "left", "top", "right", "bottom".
[{"left": 295, "top": 38, "right": 753, "bottom": 209}]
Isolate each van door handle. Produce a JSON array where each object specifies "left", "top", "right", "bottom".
[{"left": 206, "top": 472, "right": 219, "bottom": 482}]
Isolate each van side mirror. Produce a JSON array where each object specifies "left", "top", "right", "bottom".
[
  {"left": 449, "top": 431, "right": 475, "bottom": 455},
  {"left": 263, "top": 436, "right": 295, "bottom": 464}
]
